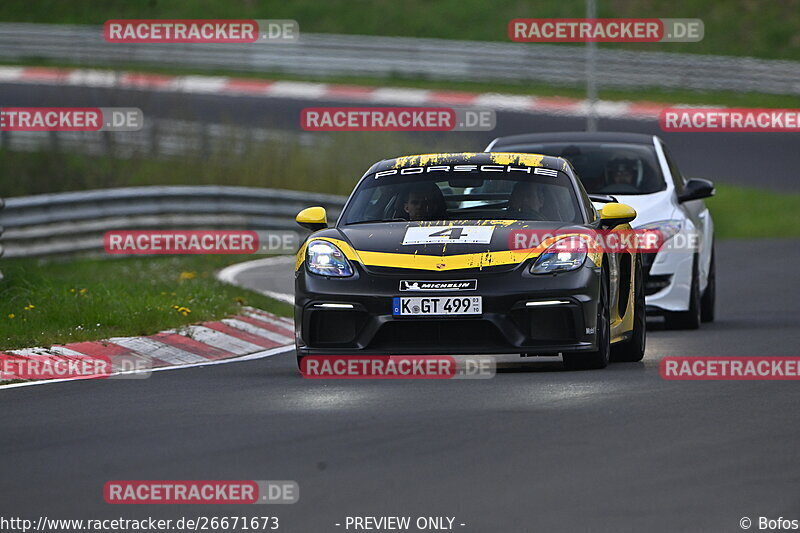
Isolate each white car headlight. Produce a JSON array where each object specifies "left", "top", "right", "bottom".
[
  {"left": 635, "top": 220, "right": 683, "bottom": 249},
  {"left": 530, "top": 237, "right": 588, "bottom": 274},
  {"left": 306, "top": 240, "right": 353, "bottom": 277}
]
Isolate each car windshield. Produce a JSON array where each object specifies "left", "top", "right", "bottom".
[
  {"left": 341, "top": 170, "right": 584, "bottom": 224},
  {"left": 496, "top": 142, "right": 665, "bottom": 195}
]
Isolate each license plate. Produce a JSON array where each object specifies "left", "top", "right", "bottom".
[{"left": 392, "top": 296, "right": 482, "bottom": 316}]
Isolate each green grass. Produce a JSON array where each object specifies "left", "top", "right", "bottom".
[
  {"left": 0, "top": 254, "right": 292, "bottom": 350},
  {"left": 4, "top": 58, "right": 797, "bottom": 110},
  {"left": 0, "top": 133, "right": 460, "bottom": 198},
  {"left": 0, "top": 0, "right": 798, "bottom": 60},
  {"left": 706, "top": 184, "right": 800, "bottom": 240}
]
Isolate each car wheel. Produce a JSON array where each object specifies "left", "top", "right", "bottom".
[
  {"left": 564, "top": 269, "right": 610, "bottom": 370},
  {"left": 296, "top": 354, "right": 306, "bottom": 373},
  {"left": 611, "top": 256, "right": 646, "bottom": 362},
  {"left": 664, "top": 254, "right": 701, "bottom": 330},
  {"left": 700, "top": 245, "right": 716, "bottom": 323}
]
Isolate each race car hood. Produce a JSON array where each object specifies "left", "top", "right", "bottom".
[{"left": 302, "top": 220, "right": 589, "bottom": 273}]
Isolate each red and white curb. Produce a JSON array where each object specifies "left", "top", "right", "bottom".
[
  {"left": 0, "top": 306, "right": 295, "bottom": 388},
  {"left": 0, "top": 65, "right": 679, "bottom": 120}
]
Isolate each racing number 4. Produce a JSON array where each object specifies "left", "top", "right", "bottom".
[{"left": 429, "top": 227, "right": 464, "bottom": 240}]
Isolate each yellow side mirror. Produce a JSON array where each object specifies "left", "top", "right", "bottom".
[
  {"left": 600, "top": 203, "right": 637, "bottom": 228},
  {"left": 296, "top": 206, "right": 328, "bottom": 231}
]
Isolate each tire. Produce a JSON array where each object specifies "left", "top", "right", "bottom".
[
  {"left": 700, "top": 245, "right": 716, "bottom": 323},
  {"left": 564, "top": 269, "right": 610, "bottom": 370},
  {"left": 664, "top": 254, "right": 701, "bottom": 330},
  {"left": 296, "top": 353, "right": 306, "bottom": 373},
  {"left": 611, "top": 256, "right": 646, "bottom": 362}
]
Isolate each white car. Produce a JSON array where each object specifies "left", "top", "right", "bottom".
[{"left": 486, "top": 132, "right": 715, "bottom": 329}]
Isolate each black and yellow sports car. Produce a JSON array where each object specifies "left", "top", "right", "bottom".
[{"left": 293, "top": 152, "right": 645, "bottom": 370}]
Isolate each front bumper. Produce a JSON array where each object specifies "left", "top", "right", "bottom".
[
  {"left": 295, "top": 262, "right": 602, "bottom": 356},
  {"left": 642, "top": 247, "right": 694, "bottom": 313}
]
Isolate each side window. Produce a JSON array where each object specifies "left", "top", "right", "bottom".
[{"left": 661, "top": 144, "right": 686, "bottom": 193}]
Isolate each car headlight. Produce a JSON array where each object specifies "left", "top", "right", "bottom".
[
  {"left": 530, "top": 236, "right": 588, "bottom": 274},
  {"left": 306, "top": 240, "right": 353, "bottom": 277},
  {"left": 635, "top": 220, "right": 683, "bottom": 249}
]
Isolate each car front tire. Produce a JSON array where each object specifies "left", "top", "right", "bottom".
[
  {"left": 611, "top": 256, "right": 646, "bottom": 362},
  {"left": 564, "top": 269, "right": 610, "bottom": 370},
  {"left": 700, "top": 245, "right": 716, "bottom": 323}
]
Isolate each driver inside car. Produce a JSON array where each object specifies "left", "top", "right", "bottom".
[
  {"left": 507, "top": 181, "right": 546, "bottom": 219},
  {"left": 605, "top": 157, "right": 639, "bottom": 189},
  {"left": 403, "top": 183, "right": 447, "bottom": 221}
]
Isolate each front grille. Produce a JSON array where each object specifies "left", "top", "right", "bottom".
[{"left": 369, "top": 319, "right": 508, "bottom": 351}]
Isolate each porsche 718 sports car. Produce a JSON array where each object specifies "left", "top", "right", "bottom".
[{"left": 293, "top": 152, "right": 646, "bottom": 370}]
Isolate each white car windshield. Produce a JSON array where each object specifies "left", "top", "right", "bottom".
[{"left": 497, "top": 143, "right": 666, "bottom": 195}]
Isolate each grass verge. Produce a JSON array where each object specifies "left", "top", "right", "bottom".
[
  {"left": 706, "top": 184, "right": 800, "bottom": 240},
  {"left": 0, "top": 133, "right": 457, "bottom": 197},
  {"left": 0, "top": 254, "right": 292, "bottom": 351}
]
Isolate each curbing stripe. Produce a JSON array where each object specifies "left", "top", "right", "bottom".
[
  {"left": 222, "top": 318, "right": 293, "bottom": 345},
  {"left": 109, "top": 337, "right": 209, "bottom": 365},
  {"left": 184, "top": 324, "right": 271, "bottom": 354},
  {"left": 241, "top": 308, "right": 294, "bottom": 329},
  {"left": 150, "top": 332, "right": 234, "bottom": 361},
  {"left": 0, "top": 65, "right": 691, "bottom": 120},
  {"left": 203, "top": 321, "right": 282, "bottom": 349}
]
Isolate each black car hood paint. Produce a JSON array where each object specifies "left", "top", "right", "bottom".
[{"left": 322, "top": 220, "right": 589, "bottom": 274}]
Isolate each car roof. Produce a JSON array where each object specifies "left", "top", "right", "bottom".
[
  {"left": 488, "top": 131, "right": 656, "bottom": 149},
  {"left": 364, "top": 151, "right": 572, "bottom": 175}
]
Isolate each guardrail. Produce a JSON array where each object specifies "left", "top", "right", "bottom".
[
  {"left": 0, "top": 186, "right": 347, "bottom": 258},
  {"left": 0, "top": 23, "right": 798, "bottom": 95}
]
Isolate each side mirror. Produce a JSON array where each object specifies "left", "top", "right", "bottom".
[
  {"left": 679, "top": 178, "right": 715, "bottom": 203},
  {"left": 600, "top": 203, "right": 637, "bottom": 229},
  {"left": 296, "top": 206, "right": 328, "bottom": 231}
]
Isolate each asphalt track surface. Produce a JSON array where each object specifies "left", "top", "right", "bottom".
[
  {"left": 1, "top": 82, "right": 799, "bottom": 192},
  {"left": 3, "top": 239, "right": 800, "bottom": 532}
]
